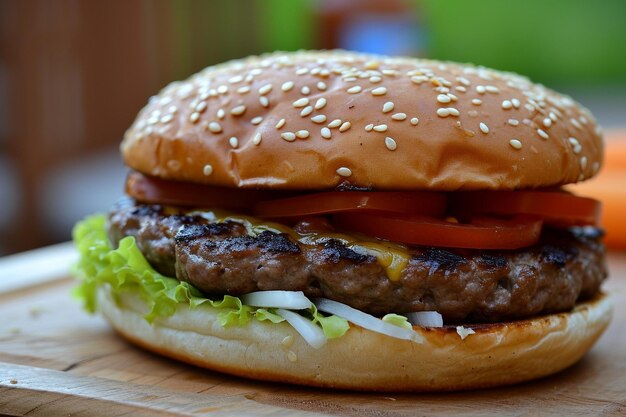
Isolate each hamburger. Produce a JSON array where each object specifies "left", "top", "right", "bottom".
[{"left": 74, "top": 50, "right": 612, "bottom": 391}]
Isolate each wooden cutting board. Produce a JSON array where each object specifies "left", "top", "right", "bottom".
[{"left": 0, "top": 243, "right": 625, "bottom": 416}]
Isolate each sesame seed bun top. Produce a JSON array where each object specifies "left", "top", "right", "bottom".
[{"left": 121, "top": 50, "right": 603, "bottom": 190}]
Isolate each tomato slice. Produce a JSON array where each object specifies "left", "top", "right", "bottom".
[
  {"left": 125, "top": 172, "right": 295, "bottom": 210},
  {"left": 453, "top": 191, "right": 601, "bottom": 227},
  {"left": 333, "top": 212, "right": 543, "bottom": 249},
  {"left": 253, "top": 191, "right": 446, "bottom": 219}
]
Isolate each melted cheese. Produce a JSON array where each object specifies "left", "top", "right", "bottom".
[{"left": 190, "top": 209, "right": 410, "bottom": 281}]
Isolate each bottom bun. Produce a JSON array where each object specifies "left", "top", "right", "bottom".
[{"left": 98, "top": 288, "right": 612, "bottom": 392}]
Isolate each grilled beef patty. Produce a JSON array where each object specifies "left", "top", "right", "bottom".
[{"left": 107, "top": 199, "right": 607, "bottom": 322}]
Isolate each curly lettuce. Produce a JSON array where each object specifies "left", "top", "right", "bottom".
[{"left": 72, "top": 215, "right": 349, "bottom": 339}]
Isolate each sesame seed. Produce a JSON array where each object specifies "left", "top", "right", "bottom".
[
  {"left": 160, "top": 114, "right": 173, "bottom": 123},
  {"left": 252, "top": 133, "right": 262, "bottom": 145},
  {"left": 237, "top": 86, "right": 251, "bottom": 94},
  {"left": 195, "top": 101, "right": 207, "bottom": 113},
  {"left": 300, "top": 86, "right": 310, "bottom": 95},
  {"left": 448, "top": 93, "right": 458, "bottom": 101},
  {"left": 382, "top": 69, "right": 397, "bottom": 76},
  {"left": 281, "top": 132, "right": 296, "bottom": 142},
  {"left": 447, "top": 107, "right": 460, "bottom": 116},
  {"left": 511, "top": 98, "right": 521, "bottom": 108},
  {"left": 317, "top": 81, "right": 327, "bottom": 90},
  {"left": 436, "top": 108, "right": 450, "bottom": 117},
  {"left": 410, "top": 118, "right": 419, "bottom": 125},
  {"left": 259, "top": 96, "right": 269, "bottom": 107},
  {"left": 292, "top": 98, "right": 309, "bottom": 108},
  {"left": 485, "top": 85, "right": 499, "bottom": 93},
  {"left": 347, "top": 86, "right": 362, "bottom": 94},
  {"left": 382, "top": 102, "right": 395, "bottom": 113},
  {"left": 455, "top": 86, "right": 467, "bottom": 93},
  {"left": 216, "top": 108, "right": 225, "bottom": 119},
  {"left": 411, "top": 75, "right": 428, "bottom": 84},
  {"left": 328, "top": 119, "right": 342, "bottom": 128},
  {"left": 344, "top": 76, "right": 357, "bottom": 82},
  {"left": 437, "top": 94, "right": 451, "bottom": 104},
  {"left": 476, "top": 85, "right": 486, "bottom": 94},
  {"left": 571, "top": 118, "right": 582, "bottom": 129},
  {"left": 550, "top": 112, "right": 558, "bottom": 121},
  {"left": 202, "top": 164, "right": 213, "bottom": 176},
  {"left": 537, "top": 129, "right": 549, "bottom": 139},
  {"left": 208, "top": 121, "right": 222, "bottom": 132},
  {"left": 311, "top": 114, "right": 327, "bottom": 123},
  {"left": 229, "top": 137, "right": 239, "bottom": 148},
  {"left": 391, "top": 112, "right": 407, "bottom": 121},
  {"left": 373, "top": 124, "right": 388, "bottom": 132},
  {"left": 580, "top": 156, "right": 588, "bottom": 170},
  {"left": 502, "top": 100, "right": 513, "bottom": 109},
  {"left": 365, "top": 124, "right": 374, "bottom": 131},
  {"left": 167, "top": 159, "right": 180, "bottom": 170},
  {"left": 296, "top": 130, "right": 310, "bottom": 139},
  {"left": 479, "top": 122, "right": 489, "bottom": 134},
  {"left": 230, "top": 105, "right": 246, "bottom": 116},
  {"left": 508, "top": 119, "right": 519, "bottom": 126},
  {"left": 258, "top": 84, "right": 273, "bottom": 95},
  {"left": 275, "top": 118, "right": 286, "bottom": 129},
  {"left": 314, "top": 98, "right": 327, "bottom": 110},
  {"left": 592, "top": 162, "right": 600, "bottom": 173},
  {"left": 300, "top": 106, "right": 313, "bottom": 117},
  {"left": 281, "top": 81, "right": 294, "bottom": 92},
  {"left": 384, "top": 137, "right": 397, "bottom": 151},
  {"left": 509, "top": 139, "right": 523, "bottom": 149},
  {"left": 371, "top": 87, "right": 387, "bottom": 96},
  {"left": 336, "top": 167, "right": 352, "bottom": 177},
  {"left": 321, "top": 127, "right": 331, "bottom": 139},
  {"left": 542, "top": 118, "right": 552, "bottom": 128},
  {"left": 296, "top": 67, "right": 309, "bottom": 75},
  {"left": 190, "top": 112, "right": 200, "bottom": 123},
  {"left": 471, "top": 99, "right": 482, "bottom": 106},
  {"left": 251, "top": 116, "right": 263, "bottom": 125},
  {"left": 369, "top": 76, "right": 382, "bottom": 83},
  {"left": 339, "top": 121, "right": 352, "bottom": 132},
  {"left": 457, "top": 76, "right": 471, "bottom": 86},
  {"left": 228, "top": 75, "right": 243, "bottom": 84},
  {"left": 217, "top": 85, "right": 228, "bottom": 94},
  {"left": 569, "top": 137, "right": 582, "bottom": 154}
]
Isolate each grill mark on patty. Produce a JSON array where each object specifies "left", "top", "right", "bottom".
[
  {"left": 212, "top": 231, "right": 301, "bottom": 254},
  {"left": 175, "top": 223, "right": 235, "bottom": 242},
  {"left": 107, "top": 201, "right": 607, "bottom": 322},
  {"left": 414, "top": 248, "right": 467, "bottom": 270},
  {"left": 320, "top": 239, "right": 372, "bottom": 263}
]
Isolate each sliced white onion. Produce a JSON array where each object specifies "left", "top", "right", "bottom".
[
  {"left": 314, "top": 298, "right": 423, "bottom": 344},
  {"left": 241, "top": 291, "right": 312, "bottom": 310},
  {"left": 407, "top": 311, "right": 444, "bottom": 328},
  {"left": 276, "top": 308, "right": 326, "bottom": 349}
]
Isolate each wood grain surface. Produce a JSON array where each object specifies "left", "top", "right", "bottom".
[{"left": 0, "top": 247, "right": 625, "bottom": 416}]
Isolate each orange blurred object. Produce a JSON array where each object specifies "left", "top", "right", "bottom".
[{"left": 568, "top": 130, "right": 626, "bottom": 250}]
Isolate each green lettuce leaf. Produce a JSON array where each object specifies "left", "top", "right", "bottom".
[
  {"left": 72, "top": 214, "right": 348, "bottom": 338},
  {"left": 382, "top": 313, "right": 413, "bottom": 330}
]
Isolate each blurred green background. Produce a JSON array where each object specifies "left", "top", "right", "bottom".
[{"left": 1, "top": 0, "right": 625, "bottom": 255}]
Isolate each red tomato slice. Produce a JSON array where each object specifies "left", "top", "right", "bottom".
[
  {"left": 253, "top": 191, "right": 446, "bottom": 219},
  {"left": 125, "top": 172, "right": 295, "bottom": 210},
  {"left": 333, "top": 212, "right": 543, "bottom": 249},
  {"left": 453, "top": 191, "right": 601, "bottom": 227}
]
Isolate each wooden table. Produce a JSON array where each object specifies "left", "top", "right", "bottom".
[{"left": 0, "top": 243, "right": 624, "bottom": 416}]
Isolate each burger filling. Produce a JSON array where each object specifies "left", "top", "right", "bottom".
[{"left": 73, "top": 172, "right": 607, "bottom": 346}]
